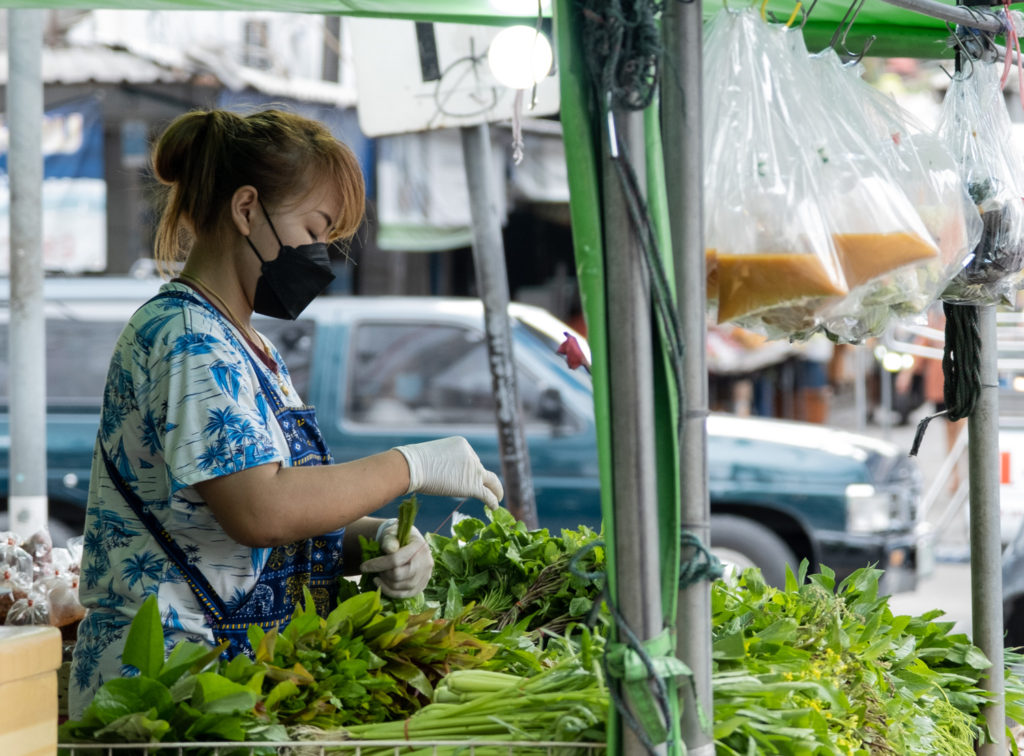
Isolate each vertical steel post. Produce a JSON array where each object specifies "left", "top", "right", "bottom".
[
  {"left": 661, "top": 1, "right": 714, "bottom": 753},
  {"left": 7, "top": 10, "right": 47, "bottom": 540},
  {"left": 460, "top": 123, "right": 538, "bottom": 528},
  {"left": 854, "top": 345, "right": 867, "bottom": 432},
  {"left": 603, "top": 107, "right": 666, "bottom": 756},
  {"left": 970, "top": 305, "right": 1005, "bottom": 755}
]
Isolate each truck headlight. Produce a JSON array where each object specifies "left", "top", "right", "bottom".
[{"left": 846, "top": 483, "right": 896, "bottom": 533}]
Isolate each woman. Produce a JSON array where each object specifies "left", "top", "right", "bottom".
[{"left": 68, "top": 109, "right": 503, "bottom": 717}]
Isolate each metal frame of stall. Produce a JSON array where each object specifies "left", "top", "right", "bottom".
[{"left": 2, "top": 1, "right": 1019, "bottom": 755}]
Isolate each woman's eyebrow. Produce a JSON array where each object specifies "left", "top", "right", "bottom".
[{"left": 316, "top": 210, "right": 334, "bottom": 232}]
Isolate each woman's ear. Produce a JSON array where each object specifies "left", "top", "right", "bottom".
[{"left": 230, "top": 185, "right": 259, "bottom": 236}]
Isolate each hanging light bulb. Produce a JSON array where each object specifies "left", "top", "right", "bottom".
[{"left": 487, "top": 25, "right": 553, "bottom": 90}]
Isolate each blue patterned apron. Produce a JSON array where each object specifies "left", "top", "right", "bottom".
[{"left": 99, "top": 289, "right": 346, "bottom": 658}]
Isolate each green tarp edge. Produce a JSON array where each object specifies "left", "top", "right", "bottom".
[{"left": 0, "top": 0, "right": 548, "bottom": 24}]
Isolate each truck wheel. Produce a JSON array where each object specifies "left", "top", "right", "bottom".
[{"left": 710, "top": 515, "right": 799, "bottom": 587}]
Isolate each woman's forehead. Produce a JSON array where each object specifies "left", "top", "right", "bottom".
[{"left": 278, "top": 185, "right": 341, "bottom": 220}]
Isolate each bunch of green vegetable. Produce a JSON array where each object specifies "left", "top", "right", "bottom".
[
  {"left": 424, "top": 507, "right": 605, "bottom": 635},
  {"left": 243, "top": 584, "right": 538, "bottom": 727},
  {"left": 61, "top": 583, "right": 537, "bottom": 746},
  {"left": 297, "top": 626, "right": 608, "bottom": 755},
  {"left": 59, "top": 595, "right": 286, "bottom": 750},
  {"left": 357, "top": 496, "right": 421, "bottom": 597},
  {"left": 712, "top": 562, "right": 1024, "bottom": 755}
]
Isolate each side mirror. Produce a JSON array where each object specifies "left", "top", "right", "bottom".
[{"left": 537, "top": 387, "right": 564, "bottom": 428}]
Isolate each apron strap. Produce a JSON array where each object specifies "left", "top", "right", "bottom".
[{"left": 99, "top": 439, "right": 229, "bottom": 622}]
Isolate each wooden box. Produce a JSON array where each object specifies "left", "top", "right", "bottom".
[{"left": 0, "top": 625, "right": 62, "bottom": 756}]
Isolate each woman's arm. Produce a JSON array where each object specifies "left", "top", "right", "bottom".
[{"left": 195, "top": 449, "right": 409, "bottom": 547}]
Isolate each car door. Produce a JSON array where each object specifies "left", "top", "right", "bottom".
[{"left": 327, "top": 315, "right": 600, "bottom": 533}]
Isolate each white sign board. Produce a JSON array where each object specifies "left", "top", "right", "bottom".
[{"left": 349, "top": 18, "right": 560, "bottom": 137}]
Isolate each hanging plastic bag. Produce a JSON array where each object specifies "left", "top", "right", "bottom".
[
  {"left": 789, "top": 46, "right": 942, "bottom": 342},
  {"left": 702, "top": 8, "right": 847, "bottom": 339},
  {"left": 817, "top": 57, "right": 980, "bottom": 340},
  {"left": 937, "top": 60, "right": 1024, "bottom": 305}
]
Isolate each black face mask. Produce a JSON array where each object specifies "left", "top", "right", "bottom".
[{"left": 245, "top": 199, "right": 336, "bottom": 320}]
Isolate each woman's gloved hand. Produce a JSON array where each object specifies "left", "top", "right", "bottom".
[
  {"left": 360, "top": 518, "right": 433, "bottom": 598},
  {"left": 393, "top": 436, "right": 504, "bottom": 510}
]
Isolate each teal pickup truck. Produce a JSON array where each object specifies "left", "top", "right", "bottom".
[{"left": 0, "top": 278, "right": 922, "bottom": 590}]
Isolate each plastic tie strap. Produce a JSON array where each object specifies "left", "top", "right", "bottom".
[{"left": 604, "top": 624, "right": 692, "bottom": 753}]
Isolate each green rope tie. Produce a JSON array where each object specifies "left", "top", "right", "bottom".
[
  {"left": 679, "top": 531, "right": 724, "bottom": 589},
  {"left": 570, "top": 542, "right": 690, "bottom": 754}
]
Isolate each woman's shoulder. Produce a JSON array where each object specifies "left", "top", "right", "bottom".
[{"left": 123, "top": 282, "right": 231, "bottom": 352}]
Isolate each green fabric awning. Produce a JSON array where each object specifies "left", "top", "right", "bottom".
[
  {"left": 0, "top": 0, "right": 1016, "bottom": 58},
  {"left": 0, "top": 0, "right": 549, "bottom": 24}
]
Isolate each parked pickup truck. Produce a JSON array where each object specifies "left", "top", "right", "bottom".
[{"left": 0, "top": 277, "right": 922, "bottom": 591}]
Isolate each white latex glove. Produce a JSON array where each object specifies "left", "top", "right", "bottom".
[
  {"left": 360, "top": 519, "right": 433, "bottom": 598},
  {"left": 393, "top": 436, "right": 504, "bottom": 511}
]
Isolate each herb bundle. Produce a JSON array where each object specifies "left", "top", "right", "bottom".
[
  {"left": 424, "top": 507, "right": 604, "bottom": 635},
  {"left": 712, "top": 562, "right": 1024, "bottom": 755}
]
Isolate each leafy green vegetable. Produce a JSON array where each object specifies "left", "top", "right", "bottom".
[
  {"left": 59, "top": 595, "right": 279, "bottom": 750},
  {"left": 711, "top": 562, "right": 1024, "bottom": 755},
  {"left": 425, "top": 507, "right": 604, "bottom": 635}
]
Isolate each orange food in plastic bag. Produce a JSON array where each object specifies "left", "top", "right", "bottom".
[
  {"left": 832, "top": 232, "right": 938, "bottom": 289},
  {"left": 713, "top": 251, "right": 846, "bottom": 323}
]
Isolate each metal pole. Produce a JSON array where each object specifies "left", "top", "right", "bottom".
[
  {"left": 880, "top": 367, "right": 893, "bottom": 441},
  {"left": 854, "top": 345, "right": 867, "bottom": 432},
  {"left": 7, "top": 10, "right": 47, "bottom": 540},
  {"left": 661, "top": 1, "right": 713, "bottom": 753},
  {"left": 460, "top": 123, "right": 538, "bottom": 528},
  {"left": 603, "top": 109, "right": 665, "bottom": 756},
  {"left": 879, "top": 0, "right": 1003, "bottom": 33},
  {"left": 969, "top": 304, "right": 1005, "bottom": 756}
]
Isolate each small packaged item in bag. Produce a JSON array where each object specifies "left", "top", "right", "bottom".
[
  {"left": 702, "top": 9, "right": 846, "bottom": 338},
  {"left": 937, "top": 60, "right": 1024, "bottom": 305},
  {"left": 4, "top": 594, "right": 50, "bottom": 626}
]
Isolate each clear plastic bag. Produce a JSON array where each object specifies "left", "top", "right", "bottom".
[
  {"left": 0, "top": 543, "right": 33, "bottom": 582},
  {"left": 22, "top": 528, "right": 52, "bottom": 566},
  {"left": 795, "top": 47, "right": 943, "bottom": 342},
  {"left": 41, "top": 574, "right": 84, "bottom": 628},
  {"left": 4, "top": 594, "right": 50, "bottom": 626},
  {"left": 702, "top": 9, "right": 847, "bottom": 339},
  {"left": 65, "top": 535, "right": 84, "bottom": 571},
  {"left": 937, "top": 61, "right": 1024, "bottom": 304}
]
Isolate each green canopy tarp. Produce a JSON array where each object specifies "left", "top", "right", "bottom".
[{"left": 0, "top": 0, "right": 1010, "bottom": 57}]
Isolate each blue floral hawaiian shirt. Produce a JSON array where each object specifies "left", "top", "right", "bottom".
[{"left": 68, "top": 282, "right": 304, "bottom": 718}]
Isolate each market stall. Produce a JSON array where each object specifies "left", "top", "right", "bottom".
[{"left": 1, "top": 1, "right": 1024, "bottom": 755}]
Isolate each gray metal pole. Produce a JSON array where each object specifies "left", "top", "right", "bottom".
[
  {"left": 460, "top": 123, "right": 538, "bottom": 528},
  {"left": 661, "top": 1, "right": 714, "bottom": 753},
  {"left": 6, "top": 10, "right": 47, "bottom": 540},
  {"left": 854, "top": 345, "right": 867, "bottom": 433},
  {"left": 603, "top": 108, "right": 666, "bottom": 756},
  {"left": 969, "top": 304, "right": 1005, "bottom": 756},
  {"left": 879, "top": 0, "right": 1003, "bottom": 33}
]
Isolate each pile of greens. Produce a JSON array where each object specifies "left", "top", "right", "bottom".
[
  {"left": 61, "top": 504, "right": 1024, "bottom": 755},
  {"left": 59, "top": 586, "right": 538, "bottom": 746},
  {"left": 424, "top": 507, "right": 605, "bottom": 634},
  {"left": 713, "top": 562, "right": 1024, "bottom": 755}
]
